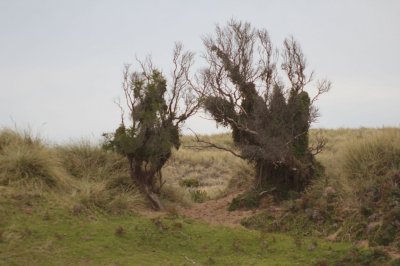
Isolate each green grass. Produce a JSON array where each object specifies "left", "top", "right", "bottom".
[
  {"left": 0, "top": 190, "right": 354, "bottom": 266},
  {"left": 1, "top": 128, "right": 397, "bottom": 265}
]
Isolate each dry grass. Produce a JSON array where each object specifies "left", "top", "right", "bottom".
[
  {"left": 56, "top": 141, "right": 127, "bottom": 181},
  {"left": 309, "top": 127, "right": 400, "bottom": 204},
  {"left": 300, "top": 128, "right": 400, "bottom": 247},
  {"left": 162, "top": 133, "right": 253, "bottom": 203},
  {"left": 0, "top": 128, "right": 146, "bottom": 214},
  {"left": 2, "top": 126, "right": 399, "bottom": 220},
  {"left": 0, "top": 129, "right": 74, "bottom": 191}
]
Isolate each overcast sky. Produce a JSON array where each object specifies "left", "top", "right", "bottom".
[{"left": 1, "top": 0, "right": 399, "bottom": 143}]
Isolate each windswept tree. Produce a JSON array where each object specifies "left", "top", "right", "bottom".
[
  {"left": 201, "top": 20, "right": 330, "bottom": 197},
  {"left": 104, "top": 44, "right": 202, "bottom": 210}
]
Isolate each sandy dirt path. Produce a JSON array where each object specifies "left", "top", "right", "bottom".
[{"left": 175, "top": 192, "right": 261, "bottom": 227}]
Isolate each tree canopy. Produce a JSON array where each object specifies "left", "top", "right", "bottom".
[
  {"left": 104, "top": 44, "right": 202, "bottom": 209},
  {"left": 200, "top": 20, "right": 330, "bottom": 196}
]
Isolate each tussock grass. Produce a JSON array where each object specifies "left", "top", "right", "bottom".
[
  {"left": 309, "top": 128, "right": 400, "bottom": 204},
  {"left": 0, "top": 129, "right": 145, "bottom": 214},
  {"left": 342, "top": 128, "right": 400, "bottom": 180},
  {"left": 0, "top": 129, "right": 73, "bottom": 191},
  {"left": 57, "top": 141, "right": 127, "bottom": 181}
]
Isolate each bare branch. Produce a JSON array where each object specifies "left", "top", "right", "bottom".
[
  {"left": 113, "top": 98, "right": 125, "bottom": 125},
  {"left": 309, "top": 132, "right": 327, "bottom": 156},
  {"left": 311, "top": 79, "right": 331, "bottom": 105},
  {"left": 185, "top": 129, "right": 245, "bottom": 159}
]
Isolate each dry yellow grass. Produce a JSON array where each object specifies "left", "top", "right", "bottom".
[
  {"left": 2, "top": 127, "right": 399, "bottom": 212},
  {"left": 161, "top": 133, "right": 253, "bottom": 203},
  {"left": 0, "top": 129, "right": 74, "bottom": 191},
  {"left": 0, "top": 128, "right": 146, "bottom": 214},
  {"left": 309, "top": 127, "right": 400, "bottom": 204}
]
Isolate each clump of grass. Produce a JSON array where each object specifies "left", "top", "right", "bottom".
[
  {"left": 0, "top": 129, "right": 24, "bottom": 149},
  {"left": 342, "top": 128, "right": 400, "bottom": 181},
  {"left": 57, "top": 141, "right": 127, "bottom": 181},
  {"left": 189, "top": 189, "right": 208, "bottom": 203},
  {"left": 179, "top": 178, "right": 200, "bottom": 188},
  {"left": 160, "top": 184, "right": 192, "bottom": 207},
  {"left": 0, "top": 129, "right": 73, "bottom": 190},
  {"left": 107, "top": 189, "right": 146, "bottom": 214},
  {"left": 71, "top": 179, "right": 111, "bottom": 211},
  {"left": 64, "top": 176, "right": 146, "bottom": 214},
  {"left": 55, "top": 140, "right": 146, "bottom": 213}
]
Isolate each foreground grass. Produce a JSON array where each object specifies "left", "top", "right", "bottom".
[
  {"left": 1, "top": 128, "right": 396, "bottom": 265},
  {"left": 0, "top": 189, "right": 355, "bottom": 266}
]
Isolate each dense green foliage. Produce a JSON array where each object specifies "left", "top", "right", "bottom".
[
  {"left": 104, "top": 44, "right": 198, "bottom": 209},
  {"left": 104, "top": 70, "right": 180, "bottom": 193},
  {"left": 202, "top": 21, "right": 328, "bottom": 197},
  {"left": 104, "top": 67, "right": 192, "bottom": 209}
]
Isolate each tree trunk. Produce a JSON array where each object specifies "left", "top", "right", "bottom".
[
  {"left": 144, "top": 186, "right": 163, "bottom": 211},
  {"left": 128, "top": 157, "right": 163, "bottom": 210},
  {"left": 256, "top": 158, "right": 316, "bottom": 199}
]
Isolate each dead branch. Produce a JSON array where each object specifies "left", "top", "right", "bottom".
[
  {"left": 185, "top": 129, "right": 245, "bottom": 159},
  {"left": 309, "top": 133, "right": 327, "bottom": 156}
]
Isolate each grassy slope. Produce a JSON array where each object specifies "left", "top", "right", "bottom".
[
  {"left": 0, "top": 188, "right": 352, "bottom": 266},
  {"left": 1, "top": 128, "right": 395, "bottom": 265}
]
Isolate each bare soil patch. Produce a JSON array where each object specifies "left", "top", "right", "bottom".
[{"left": 175, "top": 192, "right": 261, "bottom": 227}]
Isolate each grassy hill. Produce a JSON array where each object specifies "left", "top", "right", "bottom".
[{"left": 0, "top": 128, "right": 399, "bottom": 265}]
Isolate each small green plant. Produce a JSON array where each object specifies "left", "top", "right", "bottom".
[
  {"left": 179, "top": 178, "right": 200, "bottom": 188},
  {"left": 190, "top": 189, "right": 207, "bottom": 203}
]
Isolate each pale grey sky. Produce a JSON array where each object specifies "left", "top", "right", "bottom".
[{"left": 1, "top": 0, "right": 399, "bottom": 143}]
